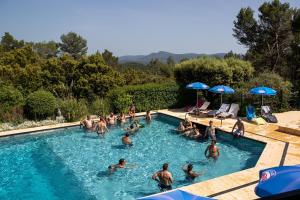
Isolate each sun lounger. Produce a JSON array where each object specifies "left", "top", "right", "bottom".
[
  {"left": 207, "top": 103, "right": 230, "bottom": 117},
  {"left": 190, "top": 101, "right": 210, "bottom": 114},
  {"left": 186, "top": 99, "right": 204, "bottom": 112},
  {"left": 218, "top": 103, "right": 239, "bottom": 118},
  {"left": 261, "top": 106, "right": 278, "bottom": 123}
]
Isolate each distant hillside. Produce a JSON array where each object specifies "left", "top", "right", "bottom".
[{"left": 119, "top": 51, "right": 226, "bottom": 64}]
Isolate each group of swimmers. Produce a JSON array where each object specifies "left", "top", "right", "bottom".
[{"left": 81, "top": 105, "right": 245, "bottom": 192}]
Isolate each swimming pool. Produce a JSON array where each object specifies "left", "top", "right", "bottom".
[{"left": 0, "top": 114, "right": 265, "bottom": 200}]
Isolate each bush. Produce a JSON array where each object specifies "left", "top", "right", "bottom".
[
  {"left": 108, "top": 83, "right": 179, "bottom": 113},
  {"left": 89, "top": 98, "right": 111, "bottom": 116},
  {"left": 58, "top": 98, "right": 88, "bottom": 122},
  {"left": 0, "top": 85, "right": 24, "bottom": 122},
  {"left": 25, "top": 90, "right": 57, "bottom": 120}
]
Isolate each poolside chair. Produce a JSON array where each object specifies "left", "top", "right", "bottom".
[
  {"left": 218, "top": 103, "right": 239, "bottom": 118},
  {"left": 187, "top": 99, "right": 205, "bottom": 113},
  {"left": 261, "top": 106, "right": 278, "bottom": 123},
  {"left": 189, "top": 101, "right": 210, "bottom": 114},
  {"left": 207, "top": 103, "right": 230, "bottom": 117}
]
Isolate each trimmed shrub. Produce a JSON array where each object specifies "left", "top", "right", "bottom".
[
  {"left": 0, "top": 85, "right": 24, "bottom": 122},
  {"left": 58, "top": 98, "right": 88, "bottom": 122},
  {"left": 25, "top": 90, "right": 57, "bottom": 120},
  {"left": 108, "top": 83, "right": 179, "bottom": 113},
  {"left": 175, "top": 57, "right": 253, "bottom": 87}
]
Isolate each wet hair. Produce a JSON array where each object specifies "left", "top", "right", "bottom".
[
  {"left": 125, "top": 133, "right": 129, "bottom": 137},
  {"left": 163, "top": 163, "right": 168, "bottom": 170},
  {"left": 209, "top": 120, "right": 213, "bottom": 124},
  {"left": 146, "top": 110, "right": 150, "bottom": 114},
  {"left": 187, "top": 164, "right": 193, "bottom": 171},
  {"left": 119, "top": 159, "right": 125, "bottom": 164},
  {"left": 211, "top": 140, "right": 216, "bottom": 145}
]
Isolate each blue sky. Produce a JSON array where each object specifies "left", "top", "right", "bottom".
[{"left": 1, "top": 0, "right": 300, "bottom": 56}]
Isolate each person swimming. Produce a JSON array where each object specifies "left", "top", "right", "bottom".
[
  {"left": 122, "top": 133, "right": 132, "bottom": 145},
  {"left": 205, "top": 140, "right": 220, "bottom": 160},
  {"left": 108, "top": 159, "right": 136, "bottom": 174},
  {"left": 231, "top": 118, "right": 245, "bottom": 138},
  {"left": 152, "top": 163, "right": 174, "bottom": 192},
  {"left": 176, "top": 121, "right": 186, "bottom": 132},
  {"left": 108, "top": 159, "right": 126, "bottom": 173},
  {"left": 182, "top": 164, "right": 202, "bottom": 181},
  {"left": 124, "top": 120, "right": 140, "bottom": 133}
]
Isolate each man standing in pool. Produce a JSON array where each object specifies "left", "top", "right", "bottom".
[
  {"left": 122, "top": 133, "right": 132, "bottom": 145},
  {"left": 152, "top": 163, "right": 174, "bottom": 192},
  {"left": 231, "top": 118, "right": 245, "bottom": 138},
  {"left": 205, "top": 140, "right": 220, "bottom": 160},
  {"left": 204, "top": 120, "right": 216, "bottom": 141}
]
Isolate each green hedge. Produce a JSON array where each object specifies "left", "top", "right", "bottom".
[
  {"left": 25, "top": 90, "right": 57, "bottom": 120},
  {"left": 174, "top": 57, "right": 254, "bottom": 87},
  {"left": 108, "top": 83, "right": 179, "bottom": 113}
]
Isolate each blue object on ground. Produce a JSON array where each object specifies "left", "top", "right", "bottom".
[
  {"left": 209, "top": 85, "right": 235, "bottom": 94},
  {"left": 186, "top": 82, "right": 209, "bottom": 90},
  {"left": 249, "top": 86, "right": 277, "bottom": 96},
  {"left": 255, "top": 165, "right": 300, "bottom": 198},
  {"left": 246, "top": 105, "right": 256, "bottom": 121},
  {"left": 138, "top": 189, "right": 212, "bottom": 200}
]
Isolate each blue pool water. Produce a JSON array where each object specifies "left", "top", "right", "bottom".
[{"left": 0, "top": 114, "right": 265, "bottom": 200}]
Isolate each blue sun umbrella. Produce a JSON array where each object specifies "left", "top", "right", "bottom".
[
  {"left": 249, "top": 86, "right": 277, "bottom": 106},
  {"left": 138, "top": 189, "right": 212, "bottom": 200},
  {"left": 255, "top": 165, "right": 300, "bottom": 198},
  {"left": 186, "top": 82, "right": 210, "bottom": 108},
  {"left": 209, "top": 85, "right": 235, "bottom": 105}
]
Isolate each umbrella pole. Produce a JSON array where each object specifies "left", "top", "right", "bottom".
[
  {"left": 261, "top": 95, "right": 263, "bottom": 106},
  {"left": 220, "top": 93, "right": 223, "bottom": 106},
  {"left": 196, "top": 90, "right": 199, "bottom": 109}
]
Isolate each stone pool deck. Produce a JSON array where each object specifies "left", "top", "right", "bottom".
[
  {"left": 157, "top": 109, "right": 300, "bottom": 199},
  {"left": 0, "top": 110, "right": 299, "bottom": 199}
]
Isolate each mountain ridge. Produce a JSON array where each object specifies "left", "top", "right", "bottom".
[{"left": 119, "top": 51, "right": 226, "bottom": 64}]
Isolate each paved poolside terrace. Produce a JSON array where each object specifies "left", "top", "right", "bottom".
[{"left": 0, "top": 109, "right": 300, "bottom": 199}]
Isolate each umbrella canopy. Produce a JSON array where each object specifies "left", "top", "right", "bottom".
[
  {"left": 186, "top": 82, "right": 209, "bottom": 108},
  {"left": 138, "top": 189, "right": 212, "bottom": 200},
  {"left": 186, "top": 82, "right": 209, "bottom": 90},
  {"left": 250, "top": 86, "right": 277, "bottom": 96},
  {"left": 209, "top": 85, "right": 235, "bottom": 105},
  {"left": 249, "top": 86, "right": 277, "bottom": 106},
  {"left": 255, "top": 165, "right": 300, "bottom": 198}
]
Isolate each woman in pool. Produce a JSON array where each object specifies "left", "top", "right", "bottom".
[
  {"left": 80, "top": 115, "right": 96, "bottom": 131},
  {"left": 128, "top": 103, "right": 136, "bottom": 119},
  {"left": 117, "top": 112, "right": 126, "bottom": 123},
  {"left": 182, "top": 164, "right": 202, "bottom": 181},
  {"left": 145, "top": 110, "right": 152, "bottom": 121},
  {"left": 205, "top": 140, "right": 220, "bottom": 160},
  {"left": 204, "top": 120, "right": 216, "bottom": 141},
  {"left": 184, "top": 118, "right": 193, "bottom": 130},
  {"left": 189, "top": 124, "right": 203, "bottom": 139},
  {"left": 96, "top": 118, "right": 109, "bottom": 136},
  {"left": 175, "top": 121, "right": 186, "bottom": 133}
]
